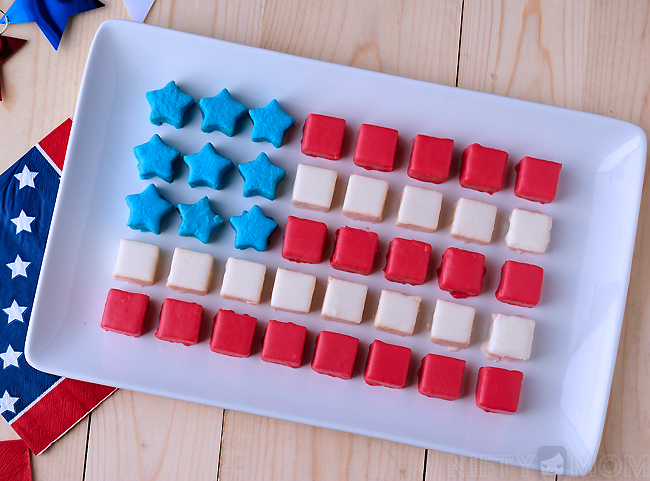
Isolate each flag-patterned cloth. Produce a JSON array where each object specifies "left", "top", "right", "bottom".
[{"left": 1, "top": 119, "right": 115, "bottom": 455}]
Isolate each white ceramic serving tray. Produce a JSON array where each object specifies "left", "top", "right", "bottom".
[{"left": 26, "top": 19, "right": 647, "bottom": 476}]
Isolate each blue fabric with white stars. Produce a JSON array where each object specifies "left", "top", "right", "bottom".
[
  {"left": 229, "top": 205, "right": 278, "bottom": 252},
  {"left": 238, "top": 152, "right": 286, "bottom": 200},
  {"left": 146, "top": 81, "right": 195, "bottom": 129},
  {"left": 198, "top": 89, "right": 248, "bottom": 136},
  {"left": 133, "top": 134, "right": 180, "bottom": 183},
  {"left": 125, "top": 184, "right": 174, "bottom": 234},
  {"left": 177, "top": 196, "right": 223, "bottom": 244},
  {"left": 1, "top": 147, "right": 61, "bottom": 422},
  {"left": 183, "top": 143, "right": 234, "bottom": 190},
  {"left": 249, "top": 99, "right": 295, "bottom": 148}
]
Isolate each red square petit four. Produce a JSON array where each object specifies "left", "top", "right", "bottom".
[
  {"left": 495, "top": 260, "right": 543, "bottom": 308},
  {"left": 514, "top": 156, "right": 562, "bottom": 204},
  {"left": 417, "top": 353, "right": 466, "bottom": 400},
  {"left": 330, "top": 226, "right": 378, "bottom": 275},
  {"left": 437, "top": 247, "right": 486, "bottom": 298},
  {"left": 155, "top": 298, "right": 203, "bottom": 345},
  {"left": 101, "top": 288, "right": 149, "bottom": 337},
  {"left": 261, "top": 320, "right": 308, "bottom": 368},
  {"left": 364, "top": 339, "right": 411, "bottom": 389},
  {"left": 353, "top": 123, "right": 399, "bottom": 172},
  {"left": 475, "top": 366, "right": 523, "bottom": 414},
  {"left": 281, "top": 216, "right": 328, "bottom": 264},
  {"left": 459, "top": 143, "right": 508, "bottom": 194},
  {"left": 384, "top": 237, "right": 431, "bottom": 285},
  {"left": 210, "top": 309, "right": 257, "bottom": 358},
  {"left": 311, "top": 330, "right": 359, "bottom": 380},
  {"left": 407, "top": 134, "right": 454, "bottom": 183},
  {"left": 301, "top": 113, "right": 346, "bottom": 160}
]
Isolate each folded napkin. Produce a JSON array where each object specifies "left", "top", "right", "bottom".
[
  {"left": 1, "top": 119, "right": 116, "bottom": 455},
  {"left": 0, "top": 439, "right": 31, "bottom": 481}
]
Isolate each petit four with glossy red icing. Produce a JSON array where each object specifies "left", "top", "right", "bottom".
[
  {"left": 209, "top": 309, "right": 257, "bottom": 358},
  {"left": 311, "top": 330, "right": 359, "bottom": 380}
]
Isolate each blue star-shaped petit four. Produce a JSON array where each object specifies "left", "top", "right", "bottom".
[
  {"left": 125, "top": 184, "right": 174, "bottom": 234},
  {"left": 229, "top": 205, "right": 278, "bottom": 251},
  {"left": 134, "top": 134, "right": 181, "bottom": 183},
  {"left": 238, "top": 153, "right": 286, "bottom": 200},
  {"left": 198, "top": 89, "right": 248, "bottom": 136},
  {"left": 177, "top": 196, "right": 223, "bottom": 244},
  {"left": 249, "top": 99, "right": 295, "bottom": 148},
  {"left": 183, "top": 143, "right": 234, "bottom": 190},
  {"left": 146, "top": 81, "right": 195, "bottom": 129}
]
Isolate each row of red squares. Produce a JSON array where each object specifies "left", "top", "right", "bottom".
[
  {"left": 301, "top": 113, "right": 562, "bottom": 204},
  {"left": 101, "top": 289, "right": 523, "bottom": 413},
  {"left": 283, "top": 218, "right": 543, "bottom": 307}
]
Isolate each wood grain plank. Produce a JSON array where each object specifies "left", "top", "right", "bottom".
[
  {"left": 258, "top": 0, "right": 463, "bottom": 86},
  {"left": 424, "top": 0, "right": 650, "bottom": 479},
  {"left": 218, "top": 411, "right": 425, "bottom": 481},
  {"left": 84, "top": 390, "right": 224, "bottom": 481},
  {"left": 1, "top": 417, "right": 89, "bottom": 481}
]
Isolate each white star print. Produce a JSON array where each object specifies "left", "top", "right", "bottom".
[
  {"left": 0, "top": 345, "right": 22, "bottom": 369},
  {"left": 6, "top": 255, "right": 30, "bottom": 279},
  {"left": 0, "top": 391, "right": 19, "bottom": 415},
  {"left": 10, "top": 210, "right": 35, "bottom": 234},
  {"left": 3, "top": 300, "right": 27, "bottom": 324},
  {"left": 14, "top": 165, "right": 38, "bottom": 189}
]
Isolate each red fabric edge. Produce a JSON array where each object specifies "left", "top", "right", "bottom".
[
  {"left": 10, "top": 379, "right": 116, "bottom": 455},
  {"left": 37, "top": 118, "right": 72, "bottom": 171}
]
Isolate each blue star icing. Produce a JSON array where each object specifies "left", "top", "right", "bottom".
[
  {"left": 134, "top": 134, "right": 181, "bottom": 183},
  {"left": 125, "top": 184, "right": 174, "bottom": 234},
  {"left": 183, "top": 143, "right": 234, "bottom": 190},
  {"left": 198, "top": 89, "right": 248, "bottom": 136},
  {"left": 229, "top": 205, "right": 278, "bottom": 252},
  {"left": 238, "top": 153, "right": 286, "bottom": 200},
  {"left": 249, "top": 99, "right": 295, "bottom": 148},
  {"left": 177, "top": 196, "right": 223, "bottom": 244},
  {"left": 146, "top": 81, "right": 195, "bottom": 128}
]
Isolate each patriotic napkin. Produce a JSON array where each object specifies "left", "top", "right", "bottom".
[
  {"left": 0, "top": 439, "right": 32, "bottom": 481},
  {"left": 1, "top": 119, "right": 115, "bottom": 455}
]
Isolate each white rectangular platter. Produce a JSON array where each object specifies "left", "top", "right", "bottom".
[{"left": 26, "top": 19, "right": 647, "bottom": 476}]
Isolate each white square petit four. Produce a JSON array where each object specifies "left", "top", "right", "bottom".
[
  {"left": 342, "top": 174, "right": 389, "bottom": 223},
  {"left": 291, "top": 163, "right": 338, "bottom": 212},
  {"left": 430, "top": 299, "right": 475, "bottom": 351},
  {"left": 113, "top": 238, "right": 160, "bottom": 286},
  {"left": 373, "top": 289, "right": 422, "bottom": 336},
  {"left": 321, "top": 276, "right": 368, "bottom": 324},
  {"left": 505, "top": 208, "right": 553, "bottom": 253},
  {"left": 270, "top": 268, "right": 317, "bottom": 314},
  {"left": 396, "top": 185, "right": 443, "bottom": 232},
  {"left": 450, "top": 197, "right": 497, "bottom": 245},
  {"left": 481, "top": 313, "right": 536, "bottom": 361},
  {"left": 220, "top": 257, "right": 267, "bottom": 304},
  {"left": 166, "top": 247, "right": 214, "bottom": 295}
]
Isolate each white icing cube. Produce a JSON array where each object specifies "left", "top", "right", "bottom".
[
  {"left": 450, "top": 197, "right": 497, "bottom": 245},
  {"left": 481, "top": 313, "right": 536, "bottom": 361},
  {"left": 373, "top": 289, "right": 422, "bottom": 336},
  {"left": 112, "top": 238, "right": 159, "bottom": 286},
  {"left": 321, "top": 276, "right": 368, "bottom": 324},
  {"left": 505, "top": 208, "right": 553, "bottom": 254},
  {"left": 396, "top": 185, "right": 443, "bottom": 232},
  {"left": 270, "top": 268, "right": 317, "bottom": 313},
  {"left": 342, "top": 174, "right": 389, "bottom": 223},
  {"left": 291, "top": 163, "right": 337, "bottom": 212},
  {"left": 430, "top": 299, "right": 475, "bottom": 351},
  {"left": 220, "top": 257, "right": 267, "bottom": 304},
  {"left": 166, "top": 247, "right": 214, "bottom": 295}
]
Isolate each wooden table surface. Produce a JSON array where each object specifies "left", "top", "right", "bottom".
[{"left": 1, "top": 1, "right": 649, "bottom": 479}]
